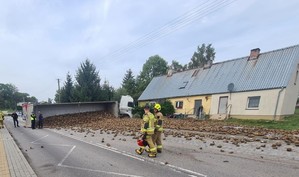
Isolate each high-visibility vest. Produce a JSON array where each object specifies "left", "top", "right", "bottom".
[
  {"left": 31, "top": 114, "right": 36, "bottom": 120},
  {"left": 0, "top": 112, "right": 4, "bottom": 120},
  {"left": 141, "top": 112, "right": 155, "bottom": 135},
  {"left": 154, "top": 112, "right": 164, "bottom": 132}
]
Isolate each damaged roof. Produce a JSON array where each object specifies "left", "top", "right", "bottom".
[{"left": 138, "top": 44, "right": 299, "bottom": 101}]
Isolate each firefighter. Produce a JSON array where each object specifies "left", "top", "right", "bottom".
[
  {"left": 0, "top": 111, "right": 4, "bottom": 129},
  {"left": 31, "top": 113, "right": 36, "bottom": 129},
  {"left": 153, "top": 103, "right": 164, "bottom": 153},
  {"left": 135, "top": 105, "right": 157, "bottom": 158}
]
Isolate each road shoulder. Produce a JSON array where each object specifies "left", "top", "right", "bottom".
[{"left": 1, "top": 123, "right": 37, "bottom": 177}]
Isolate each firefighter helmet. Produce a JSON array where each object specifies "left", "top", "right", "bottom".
[{"left": 154, "top": 103, "right": 161, "bottom": 111}]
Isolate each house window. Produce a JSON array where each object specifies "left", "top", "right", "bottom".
[
  {"left": 175, "top": 101, "right": 183, "bottom": 109},
  {"left": 247, "top": 96, "right": 260, "bottom": 109},
  {"left": 149, "top": 101, "right": 156, "bottom": 107},
  {"left": 179, "top": 81, "right": 188, "bottom": 89}
]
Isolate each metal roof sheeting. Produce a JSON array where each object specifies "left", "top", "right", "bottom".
[{"left": 139, "top": 44, "right": 299, "bottom": 101}]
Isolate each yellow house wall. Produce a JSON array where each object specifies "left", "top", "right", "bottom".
[
  {"left": 169, "top": 95, "right": 211, "bottom": 115},
  {"left": 139, "top": 95, "right": 211, "bottom": 115},
  {"left": 138, "top": 101, "right": 147, "bottom": 107},
  {"left": 210, "top": 89, "right": 286, "bottom": 120}
]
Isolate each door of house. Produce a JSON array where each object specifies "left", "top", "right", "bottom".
[
  {"left": 194, "top": 99, "right": 203, "bottom": 117},
  {"left": 218, "top": 96, "right": 228, "bottom": 114}
]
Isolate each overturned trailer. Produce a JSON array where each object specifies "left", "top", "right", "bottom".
[{"left": 22, "top": 101, "right": 118, "bottom": 127}]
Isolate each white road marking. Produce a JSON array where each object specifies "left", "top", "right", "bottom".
[
  {"left": 31, "top": 134, "right": 49, "bottom": 143},
  {"left": 166, "top": 164, "right": 207, "bottom": 177},
  {"left": 31, "top": 134, "right": 73, "bottom": 147},
  {"left": 0, "top": 138, "right": 13, "bottom": 141},
  {"left": 95, "top": 143, "right": 145, "bottom": 161},
  {"left": 54, "top": 131, "right": 207, "bottom": 177},
  {"left": 58, "top": 145, "right": 76, "bottom": 166},
  {"left": 59, "top": 164, "right": 144, "bottom": 177},
  {"left": 35, "top": 143, "right": 73, "bottom": 147}
]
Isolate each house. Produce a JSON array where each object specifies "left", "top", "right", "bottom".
[{"left": 138, "top": 44, "right": 299, "bottom": 120}]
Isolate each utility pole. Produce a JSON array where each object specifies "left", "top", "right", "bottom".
[{"left": 57, "top": 79, "right": 61, "bottom": 103}]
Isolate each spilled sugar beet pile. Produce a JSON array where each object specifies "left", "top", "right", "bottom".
[
  {"left": 44, "top": 111, "right": 140, "bottom": 132},
  {"left": 44, "top": 111, "right": 299, "bottom": 147}
]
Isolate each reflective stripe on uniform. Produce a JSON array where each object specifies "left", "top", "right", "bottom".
[
  {"left": 156, "top": 127, "right": 163, "bottom": 131},
  {"left": 157, "top": 145, "right": 163, "bottom": 149},
  {"left": 141, "top": 128, "right": 147, "bottom": 133},
  {"left": 146, "top": 128, "right": 155, "bottom": 135},
  {"left": 150, "top": 147, "right": 157, "bottom": 152},
  {"left": 142, "top": 112, "right": 155, "bottom": 134}
]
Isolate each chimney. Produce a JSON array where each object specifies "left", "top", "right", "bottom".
[
  {"left": 203, "top": 60, "right": 213, "bottom": 69},
  {"left": 248, "top": 48, "right": 260, "bottom": 60}
]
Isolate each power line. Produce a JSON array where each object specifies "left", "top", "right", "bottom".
[
  {"left": 100, "top": 0, "right": 237, "bottom": 61},
  {"left": 118, "top": 0, "right": 235, "bottom": 57},
  {"left": 101, "top": 1, "right": 211, "bottom": 59},
  {"left": 115, "top": 0, "right": 236, "bottom": 57}
]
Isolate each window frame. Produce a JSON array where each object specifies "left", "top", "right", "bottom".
[
  {"left": 246, "top": 96, "right": 261, "bottom": 110},
  {"left": 179, "top": 81, "right": 189, "bottom": 89},
  {"left": 175, "top": 101, "right": 183, "bottom": 109}
]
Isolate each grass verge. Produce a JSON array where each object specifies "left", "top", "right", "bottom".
[{"left": 226, "top": 109, "right": 299, "bottom": 130}]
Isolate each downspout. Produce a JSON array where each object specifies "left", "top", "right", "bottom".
[{"left": 273, "top": 87, "right": 284, "bottom": 120}]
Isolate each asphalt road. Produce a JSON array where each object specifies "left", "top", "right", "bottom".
[
  {"left": 5, "top": 119, "right": 205, "bottom": 177},
  {"left": 5, "top": 118, "right": 299, "bottom": 177}
]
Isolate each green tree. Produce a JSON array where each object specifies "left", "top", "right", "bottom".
[
  {"left": 25, "top": 96, "right": 38, "bottom": 103},
  {"left": 161, "top": 100, "right": 175, "bottom": 116},
  {"left": 73, "top": 59, "right": 101, "bottom": 102},
  {"left": 0, "top": 83, "right": 18, "bottom": 109},
  {"left": 121, "top": 69, "right": 136, "bottom": 96},
  {"left": 112, "top": 87, "right": 128, "bottom": 102},
  {"left": 0, "top": 83, "right": 37, "bottom": 109},
  {"left": 170, "top": 60, "right": 186, "bottom": 72},
  {"left": 188, "top": 43, "right": 215, "bottom": 69},
  {"left": 48, "top": 98, "right": 53, "bottom": 104},
  {"left": 101, "top": 80, "right": 114, "bottom": 101},
  {"left": 55, "top": 72, "right": 74, "bottom": 103},
  {"left": 135, "top": 55, "right": 168, "bottom": 100}
]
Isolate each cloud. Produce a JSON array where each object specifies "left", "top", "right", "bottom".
[{"left": 1, "top": 0, "right": 299, "bottom": 101}]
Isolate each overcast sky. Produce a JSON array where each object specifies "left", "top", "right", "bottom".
[{"left": 1, "top": 0, "right": 299, "bottom": 102}]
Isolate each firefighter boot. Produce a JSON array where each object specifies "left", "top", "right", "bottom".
[
  {"left": 135, "top": 148, "right": 144, "bottom": 155},
  {"left": 148, "top": 153, "right": 157, "bottom": 158},
  {"left": 145, "top": 148, "right": 150, "bottom": 153},
  {"left": 157, "top": 149, "right": 162, "bottom": 153}
]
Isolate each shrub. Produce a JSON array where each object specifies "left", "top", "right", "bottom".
[
  {"left": 132, "top": 106, "right": 144, "bottom": 118},
  {"left": 161, "top": 100, "right": 175, "bottom": 117},
  {"left": 134, "top": 100, "right": 175, "bottom": 118}
]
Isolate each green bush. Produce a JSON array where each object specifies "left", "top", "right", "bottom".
[
  {"left": 132, "top": 106, "right": 144, "bottom": 118},
  {"left": 134, "top": 100, "right": 175, "bottom": 118},
  {"left": 161, "top": 100, "right": 175, "bottom": 117}
]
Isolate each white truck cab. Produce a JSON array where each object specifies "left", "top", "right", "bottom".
[{"left": 119, "top": 95, "right": 134, "bottom": 118}]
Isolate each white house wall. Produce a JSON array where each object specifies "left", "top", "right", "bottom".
[
  {"left": 281, "top": 60, "right": 299, "bottom": 115},
  {"left": 210, "top": 89, "right": 286, "bottom": 120}
]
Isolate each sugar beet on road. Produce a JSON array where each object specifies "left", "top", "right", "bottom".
[{"left": 5, "top": 119, "right": 204, "bottom": 177}]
